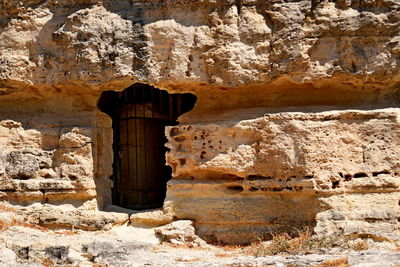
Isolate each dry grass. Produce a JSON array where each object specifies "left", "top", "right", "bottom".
[
  {"left": 241, "top": 228, "right": 371, "bottom": 256},
  {"left": 349, "top": 241, "right": 369, "bottom": 251},
  {"left": 244, "top": 228, "right": 336, "bottom": 256}
]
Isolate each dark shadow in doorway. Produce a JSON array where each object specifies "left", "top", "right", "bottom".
[{"left": 98, "top": 83, "right": 196, "bottom": 210}]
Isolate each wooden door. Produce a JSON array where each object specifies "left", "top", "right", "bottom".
[
  {"left": 114, "top": 88, "right": 172, "bottom": 210},
  {"left": 104, "top": 84, "right": 196, "bottom": 210}
]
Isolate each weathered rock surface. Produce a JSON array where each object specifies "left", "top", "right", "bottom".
[
  {"left": 0, "top": 222, "right": 398, "bottom": 266},
  {"left": 166, "top": 108, "right": 400, "bottom": 243},
  {"left": 130, "top": 208, "right": 174, "bottom": 227},
  {"left": 0, "top": 0, "right": 399, "bottom": 89},
  {"left": 0, "top": 0, "right": 399, "bottom": 249},
  {"left": 0, "top": 120, "right": 98, "bottom": 207},
  {"left": 155, "top": 220, "right": 207, "bottom": 247}
]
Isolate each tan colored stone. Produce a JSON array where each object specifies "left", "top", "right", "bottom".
[
  {"left": 166, "top": 108, "right": 400, "bottom": 243},
  {"left": 0, "top": 0, "right": 399, "bottom": 247},
  {"left": 155, "top": 220, "right": 207, "bottom": 247},
  {"left": 130, "top": 208, "right": 174, "bottom": 227},
  {"left": 22, "top": 205, "right": 129, "bottom": 230}
]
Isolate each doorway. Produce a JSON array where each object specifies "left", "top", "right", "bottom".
[{"left": 98, "top": 83, "right": 196, "bottom": 210}]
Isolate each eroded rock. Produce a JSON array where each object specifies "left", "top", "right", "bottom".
[
  {"left": 0, "top": 0, "right": 398, "bottom": 250},
  {"left": 155, "top": 220, "right": 207, "bottom": 247}
]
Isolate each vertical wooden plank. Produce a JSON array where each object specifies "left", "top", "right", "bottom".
[
  {"left": 119, "top": 147, "right": 129, "bottom": 189},
  {"left": 116, "top": 85, "right": 185, "bottom": 210},
  {"left": 138, "top": 119, "right": 146, "bottom": 178},
  {"left": 119, "top": 120, "right": 128, "bottom": 145}
]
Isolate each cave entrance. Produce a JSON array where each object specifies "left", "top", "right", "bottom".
[{"left": 98, "top": 83, "right": 196, "bottom": 210}]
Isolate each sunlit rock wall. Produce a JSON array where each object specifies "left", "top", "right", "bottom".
[
  {"left": 0, "top": 0, "right": 399, "bottom": 243},
  {"left": 166, "top": 108, "right": 400, "bottom": 243}
]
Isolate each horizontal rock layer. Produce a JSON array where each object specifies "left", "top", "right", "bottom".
[
  {"left": 0, "top": 0, "right": 399, "bottom": 89},
  {"left": 166, "top": 108, "right": 400, "bottom": 243},
  {"left": 0, "top": 0, "right": 399, "bottom": 246}
]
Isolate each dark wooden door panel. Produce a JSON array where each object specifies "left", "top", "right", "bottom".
[{"left": 107, "top": 84, "right": 196, "bottom": 210}]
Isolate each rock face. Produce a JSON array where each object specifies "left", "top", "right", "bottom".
[
  {"left": 0, "top": 0, "right": 399, "bottom": 88},
  {"left": 0, "top": 0, "right": 399, "bottom": 246},
  {"left": 166, "top": 108, "right": 400, "bottom": 243}
]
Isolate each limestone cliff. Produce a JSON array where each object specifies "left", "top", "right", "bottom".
[{"left": 0, "top": 0, "right": 399, "bottom": 245}]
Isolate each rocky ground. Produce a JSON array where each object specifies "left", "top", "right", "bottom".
[{"left": 0, "top": 220, "right": 399, "bottom": 267}]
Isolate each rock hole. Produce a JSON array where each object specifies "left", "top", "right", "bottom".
[
  {"left": 17, "top": 247, "right": 30, "bottom": 260},
  {"left": 45, "top": 246, "right": 69, "bottom": 260},
  {"left": 226, "top": 185, "right": 244, "bottom": 192},
  {"left": 209, "top": 146, "right": 213, "bottom": 149},
  {"left": 170, "top": 127, "right": 180, "bottom": 137},
  {"left": 353, "top": 172, "right": 368, "bottom": 178},
  {"left": 188, "top": 55, "right": 193, "bottom": 62},
  {"left": 68, "top": 175, "right": 78, "bottom": 181},
  {"left": 247, "top": 175, "right": 270, "bottom": 180},
  {"left": 272, "top": 188, "right": 283, "bottom": 192},
  {"left": 372, "top": 171, "right": 390, "bottom": 177},
  {"left": 249, "top": 186, "right": 259, "bottom": 192},
  {"left": 338, "top": 172, "right": 343, "bottom": 178},
  {"left": 332, "top": 181, "right": 340, "bottom": 189},
  {"left": 344, "top": 174, "right": 352, "bottom": 181},
  {"left": 16, "top": 175, "right": 31, "bottom": 180},
  {"left": 178, "top": 158, "right": 186, "bottom": 166},
  {"left": 351, "top": 61, "right": 357, "bottom": 72},
  {"left": 174, "top": 135, "right": 186, "bottom": 142},
  {"left": 2, "top": 189, "right": 16, "bottom": 193},
  {"left": 194, "top": 136, "right": 197, "bottom": 140},
  {"left": 304, "top": 175, "right": 314, "bottom": 179}
]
